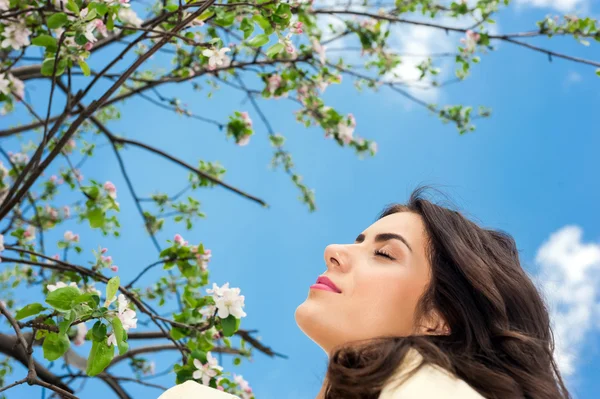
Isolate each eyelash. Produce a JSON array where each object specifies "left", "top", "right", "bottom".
[{"left": 374, "top": 249, "right": 395, "bottom": 260}]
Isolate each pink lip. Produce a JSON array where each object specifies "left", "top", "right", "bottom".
[{"left": 311, "top": 276, "right": 342, "bottom": 293}]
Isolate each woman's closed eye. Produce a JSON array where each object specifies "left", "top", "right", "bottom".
[{"left": 374, "top": 249, "right": 395, "bottom": 260}]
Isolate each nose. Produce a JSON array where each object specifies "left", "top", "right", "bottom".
[{"left": 323, "top": 244, "right": 350, "bottom": 273}]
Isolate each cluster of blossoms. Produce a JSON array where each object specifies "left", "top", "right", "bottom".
[
  {"left": 202, "top": 282, "right": 247, "bottom": 320},
  {"left": 233, "top": 374, "right": 254, "bottom": 399},
  {"left": 22, "top": 225, "right": 36, "bottom": 242},
  {"left": 63, "top": 230, "right": 80, "bottom": 243},
  {"left": 99, "top": 248, "right": 118, "bottom": 272},
  {"left": 8, "top": 152, "right": 29, "bottom": 166},
  {"left": 267, "top": 74, "right": 283, "bottom": 96},
  {"left": 61, "top": 139, "right": 77, "bottom": 155},
  {"left": 237, "top": 112, "right": 253, "bottom": 146},
  {"left": 173, "top": 234, "right": 213, "bottom": 271},
  {"left": 460, "top": 30, "right": 481, "bottom": 54},
  {"left": 192, "top": 352, "right": 223, "bottom": 385},
  {"left": 337, "top": 113, "right": 356, "bottom": 145},
  {"left": 1, "top": 20, "right": 31, "bottom": 50}
]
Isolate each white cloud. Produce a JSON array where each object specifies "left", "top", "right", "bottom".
[
  {"left": 565, "top": 71, "right": 583, "bottom": 85},
  {"left": 515, "top": 0, "right": 588, "bottom": 13},
  {"left": 534, "top": 226, "right": 600, "bottom": 376}
]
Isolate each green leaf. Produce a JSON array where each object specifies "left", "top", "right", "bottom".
[
  {"left": 59, "top": 311, "right": 76, "bottom": 336},
  {"left": 266, "top": 43, "right": 284, "bottom": 58},
  {"left": 198, "top": 10, "right": 215, "bottom": 21},
  {"left": 43, "top": 333, "right": 70, "bottom": 361},
  {"left": 91, "top": 321, "right": 107, "bottom": 341},
  {"left": 47, "top": 13, "right": 68, "bottom": 29},
  {"left": 41, "top": 58, "right": 67, "bottom": 77},
  {"left": 78, "top": 60, "right": 91, "bottom": 76},
  {"left": 107, "top": 13, "right": 114, "bottom": 31},
  {"left": 253, "top": 14, "right": 271, "bottom": 31},
  {"left": 66, "top": 0, "right": 79, "bottom": 14},
  {"left": 111, "top": 316, "right": 128, "bottom": 355},
  {"left": 247, "top": 34, "right": 269, "bottom": 47},
  {"left": 221, "top": 314, "right": 240, "bottom": 337},
  {"left": 170, "top": 327, "right": 188, "bottom": 340},
  {"left": 105, "top": 276, "right": 120, "bottom": 304},
  {"left": 81, "top": 185, "right": 100, "bottom": 199},
  {"left": 91, "top": 2, "right": 108, "bottom": 16},
  {"left": 240, "top": 18, "right": 254, "bottom": 40},
  {"left": 596, "top": 68, "right": 600, "bottom": 77},
  {"left": 73, "top": 293, "right": 100, "bottom": 308},
  {"left": 84, "top": 9, "right": 97, "bottom": 22},
  {"left": 215, "top": 11, "right": 235, "bottom": 26},
  {"left": 86, "top": 339, "right": 114, "bottom": 376},
  {"left": 15, "top": 303, "right": 46, "bottom": 320},
  {"left": 275, "top": 3, "right": 291, "bottom": 19},
  {"left": 46, "top": 287, "right": 80, "bottom": 311},
  {"left": 191, "top": 349, "right": 207, "bottom": 364},
  {"left": 31, "top": 35, "right": 58, "bottom": 51},
  {"left": 88, "top": 208, "right": 105, "bottom": 229}
]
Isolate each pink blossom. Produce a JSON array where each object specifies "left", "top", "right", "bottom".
[
  {"left": 104, "top": 181, "right": 117, "bottom": 198},
  {"left": 240, "top": 112, "right": 252, "bottom": 127},
  {"left": 84, "top": 42, "right": 93, "bottom": 51},
  {"left": 267, "top": 74, "right": 282, "bottom": 94},
  {"left": 174, "top": 234, "right": 185, "bottom": 245},
  {"left": 291, "top": 21, "right": 303, "bottom": 34},
  {"left": 111, "top": 265, "right": 119, "bottom": 272},
  {"left": 101, "top": 248, "right": 108, "bottom": 254},
  {"left": 63, "top": 206, "right": 70, "bottom": 218},
  {"left": 50, "top": 175, "right": 58, "bottom": 182},
  {"left": 52, "top": 254, "right": 60, "bottom": 260},
  {"left": 94, "top": 19, "right": 108, "bottom": 37}
]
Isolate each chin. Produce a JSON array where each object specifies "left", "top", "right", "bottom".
[{"left": 294, "top": 300, "right": 339, "bottom": 355}]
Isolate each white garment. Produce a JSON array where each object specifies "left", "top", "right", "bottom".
[
  {"left": 378, "top": 348, "right": 484, "bottom": 398},
  {"left": 158, "top": 380, "right": 240, "bottom": 399}
]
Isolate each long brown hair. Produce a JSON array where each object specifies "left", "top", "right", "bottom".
[{"left": 323, "top": 186, "right": 570, "bottom": 399}]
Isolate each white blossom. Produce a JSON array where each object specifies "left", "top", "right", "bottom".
[
  {"left": 0, "top": 234, "right": 4, "bottom": 252},
  {"left": 47, "top": 281, "right": 78, "bottom": 292},
  {"left": 0, "top": 74, "right": 10, "bottom": 96},
  {"left": 116, "top": 294, "right": 137, "bottom": 330},
  {"left": 118, "top": 8, "right": 143, "bottom": 28},
  {"left": 311, "top": 38, "right": 326, "bottom": 64},
  {"left": 107, "top": 333, "right": 117, "bottom": 347},
  {"left": 0, "top": 0, "right": 10, "bottom": 11},
  {"left": 214, "top": 288, "right": 247, "bottom": 319},
  {"left": 0, "top": 73, "right": 25, "bottom": 100},
  {"left": 202, "top": 47, "right": 231, "bottom": 70},
  {"left": 74, "top": 323, "right": 87, "bottom": 346}
]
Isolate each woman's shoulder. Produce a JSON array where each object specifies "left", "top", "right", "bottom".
[
  {"left": 378, "top": 348, "right": 485, "bottom": 399},
  {"left": 158, "top": 380, "right": 241, "bottom": 399}
]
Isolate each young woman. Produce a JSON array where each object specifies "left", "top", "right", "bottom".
[
  {"left": 162, "top": 187, "right": 571, "bottom": 398},
  {"left": 294, "top": 187, "right": 571, "bottom": 398}
]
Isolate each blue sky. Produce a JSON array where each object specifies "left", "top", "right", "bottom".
[{"left": 2, "top": 0, "right": 600, "bottom": 398}]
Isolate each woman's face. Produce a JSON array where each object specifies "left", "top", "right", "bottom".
[{"left": 295, "top": 211, "right": 434, "bottom": 355}]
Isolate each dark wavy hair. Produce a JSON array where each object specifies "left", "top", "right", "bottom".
[{"left": 323, "top": 186, "right": 570, "bottom": 399}]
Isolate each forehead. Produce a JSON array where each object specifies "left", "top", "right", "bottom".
[{"left": 363, "top": 212, "right": 427, "bottom": 250}]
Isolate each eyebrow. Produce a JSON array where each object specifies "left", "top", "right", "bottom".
[{"left": 355, "top": 232, "right": 413, "bottom": 253}]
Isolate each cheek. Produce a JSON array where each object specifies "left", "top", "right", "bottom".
[{"left": 351, "top": 269, "right": 427, "bottom": 334}]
